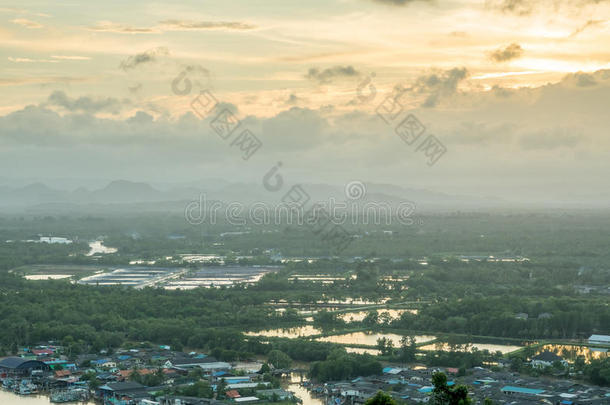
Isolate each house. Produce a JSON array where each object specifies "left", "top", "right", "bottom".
[
  {"left": 234, "top": 397, "right": 259, "bottom": 403},
  {"left": 54, "top": 370, "right": 72, "bottom": 379},
  {"left": 165, "top": 357, "right": 231, "bottom": 372},
  {"left": 588, "top": 334, "right": 610, "bottom": 346},
  {"left": 32, "top": 348, "right": 55, "bottom": 356},
  {"left": 225, "top": 390, "right": 241, "bottom": 399},
  {"left": 98, "top": 381, "right": 147, "bottom": 400},
  {"left": 501, "top": 386, "right": 545, "bottom": 397},
  {"left": 0, "top": 357, "right": 50, "bottom": 376},
  {"left": 92, "top": 359, "right": 116, "bottom": 369},
  {"left": 256, "top": 389, "right": 293, "bottom": 401},
  {"left": 530, "top": 351, "right": 567, "bottom": 368}
]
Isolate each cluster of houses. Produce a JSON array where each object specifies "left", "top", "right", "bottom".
[
  {"left": 314, "top": 364, "right": 610, "bottom": 404},
  {"left": 0, "top": 345, "right": 294, "bottom": 405}
]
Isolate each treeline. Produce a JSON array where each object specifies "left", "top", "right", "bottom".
[
  {"left": 309, "top": 348, "right": 382, "bottom": 382},
  {"left": 391, "top": 296, "right": 610, "bottom": 339},
  {"left": 0, "top": 272, "right": 300, "bottom": 356}
]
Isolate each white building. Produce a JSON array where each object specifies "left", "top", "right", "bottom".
[{"left": 588, "top": 334, "right": 610, "bottom": 345}]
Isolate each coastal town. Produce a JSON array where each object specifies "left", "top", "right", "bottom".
[{"left": 1, "top": 335, "right": 609, "bottom": 405}]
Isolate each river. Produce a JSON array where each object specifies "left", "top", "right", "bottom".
[{"left": 0, "top": 390, "right": 93, "bottom": 405}]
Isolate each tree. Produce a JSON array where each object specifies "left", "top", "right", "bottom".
[
  {"left": 267, "top": 349, "right": 292, "bottom": 369},
  {"left": 364, "top": 391, "right": 397, "bottom": 405},
  {"left": 432, "top": 372, "right": 472, "bottom": 405},
  {"left": 216, "top": 378, "right": 227, "bottom": 399},
  {"left": 399, "top": 336, "right": 416, "bottom": 362},
  {"left": 376, "top": 337, "right": 394, "bottom": 356},
  {"left": 178, "top": 380, "right": 213, "bottom": 398}
]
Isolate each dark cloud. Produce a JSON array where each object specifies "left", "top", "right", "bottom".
[
  {"left": 284, "top": 93, "right": 305, "bottom": 106},
  {"left": 406, "top": 67, "right": 468, "bottom": 107},
  {"left": 488, "top": 0, "right": 608, "bottom": 16},
  {"left": 570, "top": 19, "right": 605, "bottom": 37},
  {"left": 159, "top": 20, "right": 256, "bottom": 30},
  {"left": 491, "top": 85, "right": 513, "bottom": 98},
  {"left": 128, "top": 83, "right": 143, "bottom": 94},
  {"left": 371, "top": 0, "right": 432, "bottom": 5},
  {"left": 493, "top": 0, "right": 533, "bottom": 15},
  {"left": 489, "top": 43, "right": 524, "bottom": 62},
  {"left": 119, "top": 47, "right": 169, "bottom": 71},
  {"left": 306, "top": 65, "right": 359, "bottom": 84},
  {"left": 573, "top": 72, "right": 597, "bottom": 87},
  {"left": 45, "top": 91, "right": 127, "bottom": 114}
]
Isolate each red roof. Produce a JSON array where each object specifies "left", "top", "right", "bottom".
[
  {"left": 54, "top": 370, "right": 71, "bottom": 378},
  {"left": 33, "top": 349, "right": 54, "bottom": 355},
  {"left": 446, "top": 367, "right": 459, "bottom": 374},
  {"left": 225, "top": 390, "right": 241, "bottom": 398}
]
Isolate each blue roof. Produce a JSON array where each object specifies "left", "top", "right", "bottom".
[
  {"left": 118, "top": 355, "right": 131, "bottom": 361},
  {"left": 225, "top": 377, "right": 250, "bottom": 383},
  {"left": 213, "top": 371, "right": 230, "bottom": 377},
  {"left": 418, "top": 387, "right": 434, "bottom": 393},
  {"left": 447, "top": 381, "right": 455, "bottom": 386},
  {"left": 382, "top": 367, "right": 392, "bottom": 373},
  {"left": 501, "top": 386, "right": 544, "bottom": 395},
  {"left": 561, "top": 401, "right": 573, "bottom": 405}
]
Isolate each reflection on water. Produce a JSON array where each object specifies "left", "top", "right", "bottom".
[
  {"left": 419, "top": 342, "right": 521, "bottom": 354},
  {"left": 534, "top": 344, "right": 609, "bottom": 363},
  {"left": 0, "top": 391, "right": 94, "bottom": 404},
  {"left": 245, "top": 325, "right": 323, "bottom": 338},
  {"left": 339, "top": 309, "right": 418, "bottom": 322},
  {"left": 24, "top": 274, "right": 72, "bottom": 280},
  {"left": 345, "top": 347, "right": 381, "bottom": 355},
  {"left": 285, "top": 373, "right": 324, "bottom": 405},
  {"left": 86, "top": 240, "right": 117, "bottom": 256},
  {"left": 317, "top": 332, "right": 436, "bottom": 346}
]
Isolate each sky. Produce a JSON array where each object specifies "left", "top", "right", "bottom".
[{"left": 1, "top": 0, "right": 609, "bottom": 204}]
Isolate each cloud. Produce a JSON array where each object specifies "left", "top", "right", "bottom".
[
  {"left": 489, "top": 43, "right": 524, "bottom": 63},
  {"left": 306, "top": 65, "right": 360, "bottom": 84},
  {"left": 0, "top": 76, "right": 90, "bottom": 87},
  {"left": 491, "top": 0, "right": 533, "bottom": 15},
  {"left": 406, "top": 67, "right": 468, "bottom": 107},
  {"left": 44, "top": 91, "right": 128, "bottom": 114},
  {"left": 51, "top": 55, "right": 91, "bottom": 61},
  {"left": 488, "top": 0, "right": 608, "bottom": 16},
  {"left": 8, "top": 57, "right": 57, "bottom": 63},
  {"left": 11, "top": 18, "right": 43, "bottom": 29},
  {"left": 370, "top": 0, "right": 432, "bottom": 5},
  {"left": 570, "top": 19, "right": 605, "bottom": 37},
  {"left": 159, "top": 19, "right": 256, "bottom": 31},
  {"left": 128, "top": 83, "right": 143, "bottom": 94},
  {"left": 519, "top": 128, "right": 583, "bottom": 150},
  {"left": 284, "top": 93, "right": 305, "bottom": 106},
  {"left": 119, "top": 47, "right": 169, "bottom": 71},
  {"left": 89, "top": 20, "right": 255, "bottom": 34},
  {"left": 0, "top": 70, "right": 609, "bottom": 204},
  {"left": 89, "top": 21, "right": 158, "bottom": 34}
]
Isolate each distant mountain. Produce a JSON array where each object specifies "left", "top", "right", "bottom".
[
  {"left": 0, "top": 179, "right": 506, "bottom": 212},
  {"left": 88, "top": 180, "right": 162, "bottom": 203}
]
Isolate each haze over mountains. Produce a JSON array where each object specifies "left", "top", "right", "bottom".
[
  {"left": 0, "top": 179, "right": 603, "bottom": 213},
  {"left": 0, "top": 179, "right": 497, "bottom": 212}
]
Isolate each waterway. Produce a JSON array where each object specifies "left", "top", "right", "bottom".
[{"left": 0, "top": 390, "right": 93, "bottom": 405}]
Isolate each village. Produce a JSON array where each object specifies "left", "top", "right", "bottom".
[{"left": 1, "top": 337, "right": 609, "bottom": 405}]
